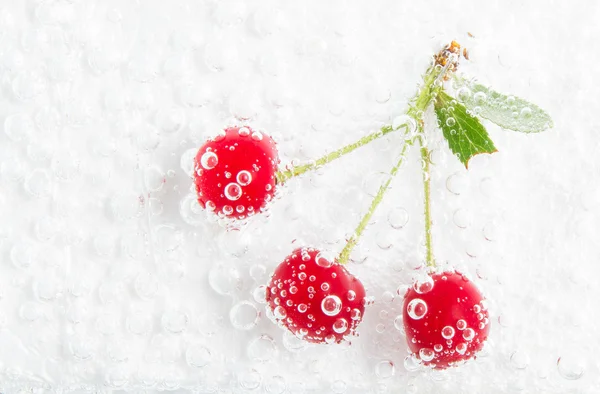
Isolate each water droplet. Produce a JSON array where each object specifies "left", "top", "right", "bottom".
[
  {"left": 419, "top": 348, "right": 435, "bottom": 362},
  {"left": 236, "top": 170, "right": 252, "bottom": 186},
  {"left": 441, "top": 326, "right": 455, "bottom": 339},
  {"left": 456, "top": 343, "right": 467, "bottom": 355},
  {"left": 456, "top": 319, "right": 467, "bottom": 330},
  {"left": 332, "top": 318, "right": 348, "bottom": 334},
  {"left": 406, "top": 298, "right": 427, "bottom": 320},
  {"left": 230, "top": 301, "right": 260, "bottom": 330},
  {"left": 375, "top": 360, "right": 395, "bottom": 379},
  {"left": 446, "top": 117, "right": 456, "bottom": 127},
  {"left": 200, "top": 151, "right": 218, "bottom": 170},
  {"left": 462, "top": 328, "right": 475, "bottom": 341},
  {"left": 321, "top": 295, "right": 342, "bottom": 316}
]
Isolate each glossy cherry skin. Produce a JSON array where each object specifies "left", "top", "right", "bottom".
[
  {"left": 193, "top": 126, "right": 279, "bottom": 220},
  {"left": 266, "top": 247, "right": 366, "bottom": 344},
  {"left": 402, "top": 271, "right": 490, "bottom": 369}
]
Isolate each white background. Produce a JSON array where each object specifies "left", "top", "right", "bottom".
[{"left": 0, "top": 0, "right": 599, "bottom": 393}]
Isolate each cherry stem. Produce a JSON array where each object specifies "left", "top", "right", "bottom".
[
  {"left": 336, "top": 46, "right": 459, "bottom": 265},
  {"left": 275, "top": 124, "right": 401, "bottom": 184},
  {"left": 419, "top": 136, "right": 435, "bottom": 268},
  {"left": 337, "top": 128, "right": 410, "bottom": 265}
]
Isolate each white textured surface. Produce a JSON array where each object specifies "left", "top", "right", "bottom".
[{"left": 0, "top": 0, "right": 599, "bottom": 392}]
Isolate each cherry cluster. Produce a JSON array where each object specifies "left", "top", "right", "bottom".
[{"left": 193, "top": 123, "right": 489, "bottom": 369}]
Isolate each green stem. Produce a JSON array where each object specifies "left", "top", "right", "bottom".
[
  {"left": 275, "top": 124, "right": 398, "bottom": 184},
  {"left": 336, "top": 63, "right": 448, "bottom": 265},
  {"left": 419, "top": 137, "right": 435, "bottom": 268},
  {"left": 337, "top": 135, "right": 410, "bottom": 264}
]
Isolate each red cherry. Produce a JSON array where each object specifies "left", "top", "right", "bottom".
[
  {"left": 193, "top": 126, "right": 279, "bottom": 219},
  {"left": 266, "top": 247, "right": 366, "bottom": 344},
  {"left": 402, "top": 271, "right": 490, "bottom": 369}
]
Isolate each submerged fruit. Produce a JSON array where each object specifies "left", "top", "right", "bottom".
[
  {"left": 266, "top": 247, "right": 366, "bottom": 344},
  {"left": 193, "top": 126, "right": 279, "bottom": 220},
  {"left": 402, "top": 271, "right": 490, "bottom": 369}
]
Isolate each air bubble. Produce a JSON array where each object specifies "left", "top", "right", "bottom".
[
  {"left": 224, "top": 183, "right": 243, "bottom": 201},
  {"left": 347, "top": 290, "right": 356, "bottom": 301},
  {"left": 321, "top": 283, "right": 330, "bottom": 291},
  {"left": 520, "top": 107, "right": 532, "bottom": 118},
  {"left": 462, "top": 328, "right": 475, "bottom": 341},
  {"left": 406, "top": 298, "right": 427, "bottom": 320},
  {"left": 419, "top": 348, "right": 435, "bottom": 362},
  {"left": 446, "top": 117, "right": 456, "bottom": 127},
  {"left": 331, "top": 318, "right": 348, "bottom": 334},
  {"left": 350, "top": 308, "right": 361, "bottom": 321},
  {"left": 315, "top": 252, "right": 332, "bottom": 268},
  {"left": 434, "top": 344, "right": 443, "bottom": 352},
  {"left": 441, "top": 326, "right": 455, "bottom": 339},
  {"left": 186, "top": 345, "right": 212, "bottom": 367},
  {"left": 375, "top": 360, "right": 395, "bottom": 379},
  {"left": 456, "top": 319, "right": 467, "bottom": 330},
  {"left": 247, "top": 335, "right": 278, "bottom": 362},
  {"left": 273, "top": 306, "right": 287, "bottom": 319},
  {"left": 297, "top": 303, "right": 307, "bottom": 313},
  {"left": 457, "top": 87, "right": 472, "bottom": 100},
  {"left": 200, "top": 151, "right": 218, "bottom": 170},
  {"left": 413, "top": 275, "right": 434, "bottom": 294},
  {"left": 162, "top": 310, "right": 189, "bottom": 333},
  {"left": 253, "top": 285, "right": 267, "bottom": 304},
  {"left": 456, "top": 343, "right": 467, "bottom": 355},
  {"left": 251, "top": 131, "right": 263, "bottom": 141},
  {"left": 238, "top": 127, "right": 250, "bottom": 136},
  {"left": 321, "top": 295, "right": 342, "bottom": 316},
  {"left": 237, "top": 170, "right": 252, "bottom": 186},
  {"left": 557, "top": 355, "right": 585, "bottom": 380},
  {"left": 230, "top": 301, "right": 260, "bottom": 330},
  {"left": 473, "top": 91, "right": 487, "bottom": 104},
  {"left": 388, "top": 207, "right": 409, "bottom": 229}
]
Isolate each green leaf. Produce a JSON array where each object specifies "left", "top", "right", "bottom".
[
  {"left": 435, "top": 91, "right": 497, "bottom": 168},
  {"left": 453, "top": 76, "right": 553, "bottom": 133}
]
